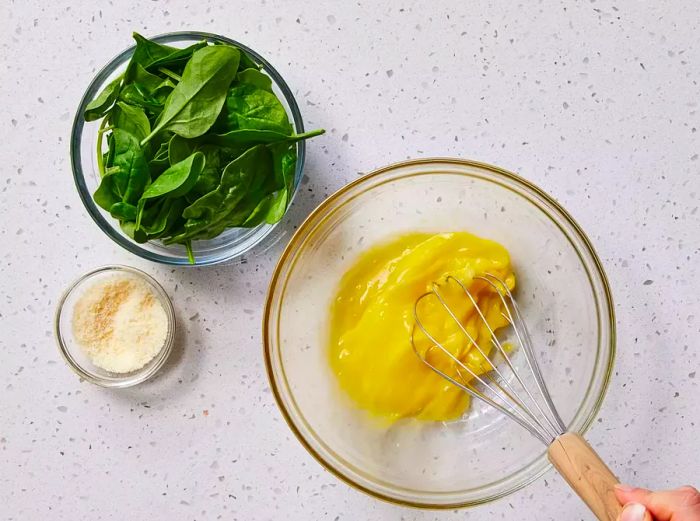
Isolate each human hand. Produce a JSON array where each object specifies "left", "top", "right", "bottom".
[{"left": 615, "top": 484, "right": 700, "bottom": 521}]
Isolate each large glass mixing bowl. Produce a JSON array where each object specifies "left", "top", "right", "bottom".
[{"left": 263, "top": 158, "right": 615, "bottom": 508}]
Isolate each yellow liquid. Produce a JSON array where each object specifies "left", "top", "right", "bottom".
[{"left": 329, "top": 232, "right": 515, "bottom": 422}]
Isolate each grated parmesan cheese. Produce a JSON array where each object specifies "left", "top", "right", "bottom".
[{"left": 72, "top": 275, "right": 168, "bottom": 373}]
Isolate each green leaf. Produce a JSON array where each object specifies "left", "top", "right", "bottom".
[
  {"left": 236, "top": 68, "right": 272, "bottom": 92},
  {"left": 109, "top": 202, "right": 138, "bottom": 221},
  {"left": 168, "top": 135, "right": 196, "bottom": 165},
  {"left": 146, "top": 40, "right": 208, "bottom": 71},
  {"left": 133, "top": 198, "right": 186, "bottom": 242},
  {"left": 109, "top": 129, "right": 151, "bottom": 204},
  {"left": 238, "top": 50, "right": 261, "bottom": 71},
  {"left": 111, "top": 102, "right": 151, "bottom": 141},
  {"left": 135, "top": 152, "right": 204, "bottom": 227},
  {"left": 119, "top": 83, "right": 164, "bottom": 112},
  {"left": 124, "top": 64, "right": 175, "bottom": 106},
  {"left": 241, "top": 190, "right": 285, "bottom": 227},
  {"left": 264, "top": 189, "right": 289, "bottom": 224},
  {"left": 184, "top": 194, "right": 258, "bottom": 240},
  {"left": 191, "top": 144, "right": 225, "bottom": 196},
  {"left": 130, "top": 33, "right": 179, "bottom": 70},
  {"left": 141, "top": 45, "right": 241, "bottom": 145},
  {"left": 84, "top": 74, "right": 123, "bottom": 121},
  {"left": 120, "top": 220, "right": 137, "bottom": 239},
  {"left": 131, "top": 63, "right": 164, "bottom": 91},
  {"left": 270, "top": 141, "right": 297, "bottom": 198},
  {"left": 165, "top": 145, "right": 270, "bottom": 243},
  {"left": 152, "top": 78, "right": 176, "bottom": 101},
  {"left": 148, "top": 141, "right": 171, "bottom": 176},
  {"left": 93, "top": 170, "right": 120, "bottom": 211},
  {"left": 141, "top": 151, "right": 204, "bottom": 201},
  {"left": 220, "top": 83, "right": 291, "bottom": 134},
  {"left": 152, "top": 140, "right": 170, "bottom": 161}
]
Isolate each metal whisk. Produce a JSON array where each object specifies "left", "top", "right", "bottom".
[{"left": 412, "top": 274, "right": 622, "bottom": 521}]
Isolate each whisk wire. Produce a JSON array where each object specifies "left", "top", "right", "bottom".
[
  {"left": 428, "top": 283, "right": 558, "bottom": 441},
  {"left": 478, "top": 274, "right": 566, "bottom": 434},
  {"left": 411, "top": 331, "right": 551, "bottom": 444},
  {"left": 412, "top": 296, "right": 553, "bottom": 444},
  {"left": 412, "top": 274, "right": 566, "bottom": 444},
  {"left": 445, "top": 276, "right": 560, "bottom": 440}
]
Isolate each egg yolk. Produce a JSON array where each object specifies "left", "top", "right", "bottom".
[{"left": 328, "top": 232, "right": 515, "bottom": 422}]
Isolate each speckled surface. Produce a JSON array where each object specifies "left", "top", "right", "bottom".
[{"left": 1, "top": 1, "right": 698, "bottom": 519}]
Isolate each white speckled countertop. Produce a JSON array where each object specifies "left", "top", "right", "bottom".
[{"left": 1, "top": 1, "right": 698, "bottom": 519}]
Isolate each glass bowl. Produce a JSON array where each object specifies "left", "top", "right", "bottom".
[
  {"left": 55, "top": 265, "right": 176, "bottom": 388},
  {"left": 263, "top": 158, "right": 615, "bottom": 508},
  {"left": 70, "top": 31, "right": 307, "bottom": 266}
]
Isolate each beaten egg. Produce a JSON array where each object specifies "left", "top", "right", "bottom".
[{"left": 329, "top": 232, "right": 515, "bottom": 422}]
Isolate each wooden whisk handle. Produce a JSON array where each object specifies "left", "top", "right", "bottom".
[{"left": 547, "top": 432, "right": 622, "bottom": 521}]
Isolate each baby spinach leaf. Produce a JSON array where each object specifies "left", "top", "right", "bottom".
[
  {"left": 125, "top": 64, "right": 176, "bottom": 105},
  {"left": 240, "top": 191, "right": 282, "bottom": 227},
  {"left": 109, "top": 202, "right": 138, "bottom": 221},
  {"left": 136, "top": 151, "right": 204, "bottom": 226},
  {"left": 236, "top": 68, "right": 272, "bottom": 92},
  {"left": 146, "top": 41, "right": 208, "bottom": 71},
  {"left": 270, "top": 141, "right": 297, "bottom": 196},
  {"left": 134, "top": 198, "right": 186, "bottom": 243},
  {"left": 191, "top": 144, "right": 225, "bottom": 195},
  {"left": 93, "top": 169, "right": 121, "bottom": 211},
  {"left": 264, "top": 189, "right": 289, "bottom": 224},
  {"left": 134, "top": 197, "right": 164, "bottom": 230},
  {"left": 109, "top": 128, "right": 150, "bottom": 204},
  {"left": 84, "top": 74, "right": 123, "bottom": 121},
  {"left": 240, "top": 143, "right": 295, "bottom": 227},
  {"left": 220, "top": 83, "right": 291, "bottom": 134},
  {"left": 130, "top": 33, "right": 180, "bottom": 70},
  {"left": 141, "top": 151, "right": 204, "bottom": 201},
  {"left": 152, "top": 78, "right": 176, "bottom": 101},
  {"left": 111, "top": 102, "right": 151, "bottom": 141},
  {"left": 141, "top": 45, "right": 241, "bottom": 145},
  {"left": 148, "top": 141, "right": 171, "bottom": 175},
  {"left": 152, "top": 141, "right": 170, "bottom": 160},
  {"left": 120, "top": 220, "right": 137, "bottom": 239},
  {"left": 119, "top": 83, "right": 164, "bottom": 112},
  {"left": 238, "top": 50, "right": 261, "bottom": 71},
  {"left": 131, "top": 63, "right": 164, "bottom": 91},
  {"left": 157, "top": 67, "right": 182, "bottom": 83},
  {"left": 166, "top": 145, "right": 269, "bottom": 242},
  {"left": 168, "top": 135, "right": 196, "bottom": 165}
]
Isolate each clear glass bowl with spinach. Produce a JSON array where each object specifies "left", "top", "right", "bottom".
[{"left": 71, "top": 32, "right": 323, "bottom": 265}]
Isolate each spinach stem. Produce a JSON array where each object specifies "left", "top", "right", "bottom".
[
  {"left": 185, "top": 240, "right": 195, "bottom": 264},
  {"left": 96, "top": 117, "right": 109, "bottom": 177},
  {"left": 158, "top": 67, "right": 182, "bottom": 82},
  {"left": 289, "top": 128, "right": 325, "bottom": 141}
]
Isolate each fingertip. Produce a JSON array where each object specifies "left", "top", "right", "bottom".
[
  {"left": 618, "top": 503, "right": 651, "bottom": 521},
  {"left": 614, "top": 483, "right": 635, "bottom": 502},
  {"left": 614, "top": 483, "right": 651, "bottom": 503}
]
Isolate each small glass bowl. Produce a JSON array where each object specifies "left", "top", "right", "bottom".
[
  {"left": 54, "top": 265, "right": 176, "bottom": 388},
  {"left": 70, "top": 31, "right": 308, "bottom": 266}
]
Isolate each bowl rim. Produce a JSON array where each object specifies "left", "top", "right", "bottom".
[
  {"left": 70, "top": 31, "right": 307, "bottom": 266},
  {"left": 262, "top": 157, "right": 616, "bottom": 509},
  {"left": 54, "top": 264, "right": 176, "bottom": 388}
]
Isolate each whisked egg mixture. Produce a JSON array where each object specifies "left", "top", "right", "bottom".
[{"left": 328, "top": 232, "right": 515, "bottom": 422}]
